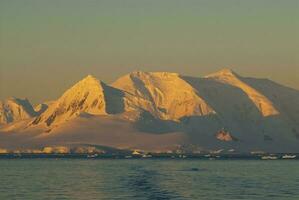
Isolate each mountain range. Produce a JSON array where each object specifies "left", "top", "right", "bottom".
[{"left": 1, "top": 69, "right": 299, "bottom": 153}]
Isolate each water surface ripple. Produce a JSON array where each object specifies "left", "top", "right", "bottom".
[{"left": 0, "top": 159, "right": 298, "bottom": 200}]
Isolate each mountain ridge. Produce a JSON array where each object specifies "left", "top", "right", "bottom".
[
  {"left": 0, "top": 97, "right": 37, "bottom": 124},
  {"left": 1, "top": 69, "right": 298, "bottom": 152}
]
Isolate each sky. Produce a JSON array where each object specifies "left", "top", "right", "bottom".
[{"left": 0, "top": 0, "right": 298, "bottom": 105}]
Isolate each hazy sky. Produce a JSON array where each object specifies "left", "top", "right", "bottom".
[{"left": 0, "top": 0, "right": 298, "bottom": 105}]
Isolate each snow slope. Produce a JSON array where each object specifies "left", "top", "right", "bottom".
[
  {"left": 205, "top": 69, "right": 279, "bottom": 117},
  {"left": 1, "top": 69, "right": 298, "bottom": 152},
  {"left": 31, "top": 75, "right": 115, "bottom": 126},
  {"left": 112, "top": 71, "right": 215, "bottom": 120},
  {"left": 0, "top": 98, "right": 36, "bottom": 125}
]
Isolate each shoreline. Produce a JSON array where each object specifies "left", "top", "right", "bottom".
[{"left": 0, "top": 153, "right": 298, "bottom": 160}]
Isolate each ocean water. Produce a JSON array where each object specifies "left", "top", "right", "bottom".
[{"left": 0, "top": 159, "right": 298, "bottom": 200}]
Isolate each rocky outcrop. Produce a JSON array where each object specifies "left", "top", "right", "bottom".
[{"left": 215, "top": 129, "right": 238, "bottom": 142}]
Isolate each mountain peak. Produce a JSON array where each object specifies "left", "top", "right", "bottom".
[
  {"left": 205, "top": 68, "right": 238, "bottom": 78},
  {"left": 0, "top": 97, "right": 36, "bottom": 124},
  {"left": 6, "top": 97, "right": 30, "bottom": 105},
  {"left": 30, "top": 75, "right": 108, "bottom": 127},
  {"left": 84, "top": 74, "right": 96, "bottom": 79},
  {"left": 205, "top": 68, "right": 279, "bottom": 117},
  {"left": 218, "top": 68, "right": 235, "bottom": 74},
  {"left": 79, "top": 74, "right": 100, "bottom": 84},
  {"left": 130, "top": 71, "right": 178, "bottom": 78},
  {"left": 60, "top": 75, "right": 103, "bottom": 99},
  {"left": 112, "top": 70, "right": 214, "bottom": 120}
]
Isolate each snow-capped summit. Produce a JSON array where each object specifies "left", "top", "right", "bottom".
[
  {"left": 112, "top": 71, "right": 215, "bottom": 120},
  {"left": 0, "top": 97, "right": 36, "bottom": 124},
  {"left": 206, "top": 68, "right": 279, "bottom": 117},
  {"left": 58, "top": 74, "right": 106, "bottom": 114},
  {"left": 31, "top": 75, "right": 108, "bottom": 126},
  {"left": 205, "top": 68, "right": 237, "bottom": 77},
  {"left": 1, "top": 69, "right": 299, "bottom": 152}
]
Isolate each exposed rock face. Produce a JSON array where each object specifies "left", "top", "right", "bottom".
[
  {"left": 34, "top": 101, "right": 55, "bottom": 115},
  {"left": 216, "top": 129, "right": 237, "bottom": 142}
]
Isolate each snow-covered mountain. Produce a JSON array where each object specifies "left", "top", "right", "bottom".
[
  {"left": 30, "top": 75, "right": 109, "bottom": 127},
  {"left": 0, "top": 98, "right": 36, "bottom": 125},
  {"left": 0, "top": 69, "right": 298, "bottom": 152},
  {"left": 205, "top": 69, "right": 279, "bottom": 117},
  {"left": 112, "top": 71, "right": 215, "bottom": 120}
]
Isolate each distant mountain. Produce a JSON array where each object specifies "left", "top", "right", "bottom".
[
  {"left": 0, "top": 98, "right": 36, "bottom": 124},
  {"left": 30, "top": 75, "right": 109, "bottom": 126},
  {"left": 205, "top": 69, "right": 279, "bottom": 117},
  {"left": 0, "top": 69, "right": 298, "bottom": 153},
  {"left": 112, "top": 71, "right": 215, "bottom": 120}
]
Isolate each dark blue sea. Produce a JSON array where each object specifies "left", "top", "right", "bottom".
[{"left": 0, "top": 159, "right": 298, "bottom": 200}]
